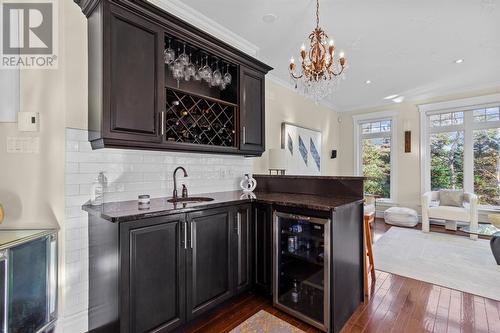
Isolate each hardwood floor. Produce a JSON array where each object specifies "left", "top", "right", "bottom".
[{"left": 184, "top": 220, "right": 500, "bottom": 333}]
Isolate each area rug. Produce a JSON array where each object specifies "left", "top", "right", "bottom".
[
  {"left": 229, "top": 310, "right": 305, "bottom": 333},
  {"left": 373, "top": 227, "right": 500, "bottom": 301}
]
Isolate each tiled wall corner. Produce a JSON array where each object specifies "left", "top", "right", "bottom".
[{"left": 62, "top": 128, "right": 253, "bottom": 332}]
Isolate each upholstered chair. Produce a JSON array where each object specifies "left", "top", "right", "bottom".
[{"left": 421, "top": 191, "right": 478, "bottom": 240}]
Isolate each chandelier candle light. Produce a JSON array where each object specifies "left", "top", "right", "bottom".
[{"left": 289, "top": 0, "right": 347, "bottom": 102}]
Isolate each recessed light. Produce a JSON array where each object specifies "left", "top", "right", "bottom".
[
  {"left": 365, "top": 80, "right": 372, "bottom": 84},
  {"left": 262, "top": 13, "right": 278, "bottom": 23},
  {"left": 392, "top": 96, "right": 405, "bottom": 103},
  {"left": 384, "top": 94, "right": 399, "bottom": 100},
  {"left": 455, "top": 59, "right": 464, "bottom": 64}
]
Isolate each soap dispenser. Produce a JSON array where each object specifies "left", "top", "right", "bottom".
[{"left": 91, "top": 171, "right": 108, "bottom": 206}]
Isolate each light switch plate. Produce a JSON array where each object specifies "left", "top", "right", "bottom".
[
  {"left": 7, "top": 137, "right": 40, "bottom": 153},
  {"left": 17, "top": 112, "right": 40, "bottom": 132}
]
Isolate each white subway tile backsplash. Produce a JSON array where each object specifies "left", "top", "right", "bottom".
[{"left": 63, "top": 128, "right": 252, "bottom": 331}]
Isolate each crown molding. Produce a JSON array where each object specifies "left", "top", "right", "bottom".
[{"left": 147, "top": 0, "right": 259, "bottom": 57}]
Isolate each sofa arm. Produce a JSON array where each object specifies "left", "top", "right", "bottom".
[{"left": 421, "top": 191, "right": 433, "bottom": 209}]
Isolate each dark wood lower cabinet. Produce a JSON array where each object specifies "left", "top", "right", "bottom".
[
  {"left": 186, "top": 208, "right": 233, "bottom": 319},
  {"left": 88, "top": 201, "right": 362, "bottom": 333},
  {"left": 234, "top": 204, "right": 252, "bottom": 293},
  {"left": 120, "top": 215, "right": 185, "bottom": 333},
  {"left": 253, "top": 203, "right": 272, "bottom": 294}
]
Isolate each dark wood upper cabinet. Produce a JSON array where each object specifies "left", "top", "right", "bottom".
[
  {"left": 240, "top": 66, "right": 266, "bottom": 154},
  {"left": 76, "top": 0, "right": 272, "bottom": 155},
  {"left": 106, "top": 4, "right": 163, "bottom": 143}
]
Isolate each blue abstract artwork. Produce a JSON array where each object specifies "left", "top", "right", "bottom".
[
  {"left": 310, "top": 138, "right": 320, "bottom": 171},
  {"left": 298, "top": 135, "right": 308, "bottom": 166},
  {"left": 287, "top": 133, "right": 293, "bottom": 155}
]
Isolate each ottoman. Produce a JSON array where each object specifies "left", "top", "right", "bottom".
[{"left": 384, "top": 207, "right": 419, "bottom": 227}]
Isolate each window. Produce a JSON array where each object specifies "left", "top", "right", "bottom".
[
  {"left": 421, "top": 96, "right": 500, "bottom": 208},
  {"left": 430, "top": 131, "right": 464, "bottom": 190},
  {"left": 354, "top": 112, "right": 397, "bottom": 201}
]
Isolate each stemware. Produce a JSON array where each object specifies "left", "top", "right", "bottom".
[
  {"left": 184, "top": 53, "right": 196, "bottom": 81},
  {"left": 212, "top": 61, "right": 222, "bottom": 87},
  {"left": 201, "top": 56, "right": 212, "bottom": 84},
  {"left": 223, "top": 64, "right": 232, "bottom": 85},
  {"left": 178, "top": 44, "right": 189, "bottom": 66},
  {"left": 194, "top": 59, "right": 202, "bottom": 81},
  {"left": 163, "top": 39, "right": 176, "bottom": 64}
]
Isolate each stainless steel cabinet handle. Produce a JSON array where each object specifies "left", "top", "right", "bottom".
[
  {"left": 242, "top": 126, "right": 246, "bottom": 145},
  {"left": 190, "top": 221, "right": 194, "bottom": 249},
  {"left": 237, "top": 213, "right": 241, "bottom": 236},
  {"left": 183, "top": 222, "right": 187, "bottom": 249},
  {"left": 161, "top": 111, "right": 165, "bottom": 136}
]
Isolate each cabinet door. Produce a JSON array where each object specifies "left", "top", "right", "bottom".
[
  {"left": 239, "top": 66, "right": 265, "bottom": 154},
  {"left": 253, "top": 203, "right": 272, "bottom": 294},
  {"left": 105, "top": 5, "right": 163, "bottom": 143},
  {"left": 233, "top": 204, "right": 252, "bottom": 294},
  {"left": 186, "top": 207, "right": 233, "bottom": 319},
  {"left": 121, "top": 215, "right": 186, "bottom": 333}
]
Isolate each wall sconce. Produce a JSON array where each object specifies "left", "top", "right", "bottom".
[{"left": 404, "top": 120, "right": 411, "bottom": 153}]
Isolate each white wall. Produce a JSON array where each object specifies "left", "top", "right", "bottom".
[
  {"left": 338, "top": 87, "right": 500, "bottom": 211},
  {"left": 254, "top": 79, "right": 340, "bottom": 176}
]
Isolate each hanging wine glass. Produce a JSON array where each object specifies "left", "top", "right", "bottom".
[
  {"left": 212, "top": 60, "right": 222, "bottom": 87},
  {"left": 194, "top": 58, "right": 202, "bottom": 81},
  {"left": 223, "top": 63, "right": 232, "bottom": 85},
  {"left": 201, "top": 55, "right": 212, "bottom": 83},
  {"left": 163, "top": 39, "right": 176, "bottom": 64},
  {"left": 178, "top": 44, "right": 189, "bottom": 66},
  {"left": 184, "top": 53, "right": 196, "bottom": 81}
]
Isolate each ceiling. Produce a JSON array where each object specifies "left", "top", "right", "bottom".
[{"left": 179, "top": 0, "right": 500, "bottom": 111}]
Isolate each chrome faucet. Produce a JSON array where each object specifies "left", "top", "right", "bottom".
[{"left": 173, "top": 166, "right": 188, "bottom": 200}]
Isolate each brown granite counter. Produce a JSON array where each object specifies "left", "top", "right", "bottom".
[{"left": 82, "top": 190, "right": 363, "bottom": 223}]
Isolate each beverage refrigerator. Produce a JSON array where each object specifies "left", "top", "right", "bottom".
[{"left": 273, "top": 211, "right": 330, "bottom": 332}]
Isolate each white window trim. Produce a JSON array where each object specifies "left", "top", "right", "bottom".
[
  {"left": 418, "top": 93, "right": 500, "bottom": 203},
  {"left": 353, "top": 110, "right": 398, "bottom": 203}
]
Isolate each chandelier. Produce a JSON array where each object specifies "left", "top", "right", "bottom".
[{"left": 289, "top": 0, "right": 347, "bottom": 102}]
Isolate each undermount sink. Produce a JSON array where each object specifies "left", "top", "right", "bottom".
[{"left": 167, "top": 197, "right": 214, "bottom": 204}]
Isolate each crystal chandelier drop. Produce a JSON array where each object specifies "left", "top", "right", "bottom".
[{"left": 289, "top": 0, "right": 347, "bottom": 103}]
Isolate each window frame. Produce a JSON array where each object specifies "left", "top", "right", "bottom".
[
  {"left": 353, "top": 110, "right": 398, "bottom": 203},
  {"left": 419, "top": 93, "right": 500, "bottom": 209}
]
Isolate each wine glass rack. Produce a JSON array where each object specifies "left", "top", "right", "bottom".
[{"left": 165, "top": 88, "right": 237, "bottom": 147}]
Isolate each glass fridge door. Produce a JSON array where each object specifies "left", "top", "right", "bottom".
[
  {"left": 8, "top": 237, "right": 48, "bottom": 333},
  {"left": 274, "top": 212, "right": 330, "bottom": 332}
]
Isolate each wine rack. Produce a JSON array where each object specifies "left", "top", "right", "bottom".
[{"left": 164, "top": 89, "right": 237, "bottom": 147}]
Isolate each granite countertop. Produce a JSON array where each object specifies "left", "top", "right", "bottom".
[
  {"left": 253, "top": 174, "right": 365, "bottom": 181},
  {"left": 82, "top": 191, "right": 363, "bottom": 223}
]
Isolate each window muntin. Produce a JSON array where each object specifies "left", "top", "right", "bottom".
[
  {"left": 473, "top": 107, "right": 500, "bottom": 123},
  {"left": 429, "top": 112, "right": 463, "bottom": 127},
  {"left": 361, "top": 120, "right": 391, "bottom": 134}
]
